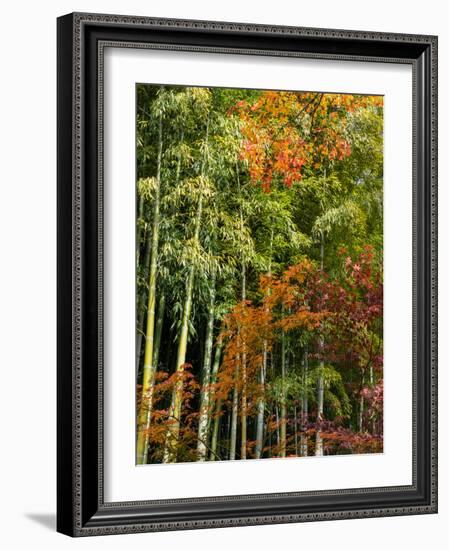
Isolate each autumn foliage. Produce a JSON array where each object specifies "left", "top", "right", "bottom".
[
  {"left": 141, "top": 248, "right": 383, "bottom": 461},
  {"left": 234, "top": 91, "right": 382, "bottom": 191}
]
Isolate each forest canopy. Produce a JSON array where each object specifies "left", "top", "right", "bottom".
[{"left": 135, "top": 84, "right": 384, "bottom": 465}]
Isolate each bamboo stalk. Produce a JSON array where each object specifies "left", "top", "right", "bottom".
[
  {"left": 136, "top": 101, "right": 164, "bottom": 465},
  {"left": 197, "top": 271, "right": 216, "bottom": 460},
  {"left": 163, "top": 117, "right": 210, "bottom": 463}
]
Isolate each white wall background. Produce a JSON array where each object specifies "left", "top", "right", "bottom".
[{"left": 0, "top": 0, "right": 445, "bottom": 547}]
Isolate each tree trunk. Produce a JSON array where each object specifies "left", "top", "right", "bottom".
[
  {"left": 280, "top": 309, "right": 287, "bottom": 458},
  {"left": 275, "top": 404, "right": 280, "bottom": 452},
  {"left": 359, "top": 394, "right": 364, "bottom": 433},
  {"left": 142, "top": 293, "right": 165, "bottom": 461},
  {"left": 294, "top": 405, "right": 299, "bottom": 455},
  {"left": 315, "top": 231, "right": 325, "bottom": 457},
  {"left": 136, "top": 193, "right": 145, "bottom": 266},
  {"left": 229, "top": 364, "right": 239, "bottom": 460},
  {"left": 226, "top": 405, "right": 232, "bottom": 458},
  {"left": 255, "top": 349, "right": 266, "bottom": 459},
  {"left": 315, "top": 367, "right": 324, "bottom": 456},
  {"left": 197, "top": 271, "right": 216, "bottom": 460},
  {"left": 209, "top": 344, "right": 222, "bottom": 460},
  {"left": 208, "top": 343, "right": 222, "bottom": 430},
  {"left": 358, "top": 372, "right": 365, "bottom": 432},
  {"left": 210, "top": 399, "right": 222, "bottom": 460},
  {"left": 136, "top": 231, "right": 151, "bottom": 373},
  {"left": 136, "top": 107, "right": 163, "bottom": 465},
  {"left": 152, "top": 294, "right": 165, "bottom": 372},
  {"left": 300, "top": 347, "right": 309, "bottom": 457},
  {"left": 255, "top": 228, "right": 273, "bottom": 459},
  {"left": 136, "top": 128, "right": 182, "bottom": 373},
  {"left": 240, "top": 368, "right": 247, "bottom": 458},
  {"left": 163, "top": 119, "right": 209, "bottom": 463},
  {"left": 163, "top": 257, "right": 196, "bottom": 463},
  {"left": 236, "top": 161, "right": 248, "bottom": 460},
  {"left": 240, "top": 259, "right": 247, "bottom": 460}
]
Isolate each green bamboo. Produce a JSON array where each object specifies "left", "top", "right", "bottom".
[
  {"left": 255, "top": 227, "right": 273, "bottom": 459},
  {"left": 300, "top": 347, "right": 309, "bottom": 457},
  {"left": 240, "top": 258, "right": 247, "bottom": 460},
  {"left": 315, "top": 231, "right": 325, "bottom": 457},
  {"left": 163, "top": 118, "right": 210, "bottom": 463},
  {"left": 229, "top": 363, "right": 239, "bottom": 460},
  {"left": 197, "top": 270, "right": 216, "bottom": 460},
  {"left": 136, "top": 228, "right": 151, "bottom": 372},
  {"left": 142, "top": 293, "right": 166, "bottom": 461},
  {"left": 280, "top": 313, "right": 287, "bottom": 458},
  {"left": 209, "top": 344, "right": 222, "bottom": 460},
  {"left": 136, "top": 104, "right": 163, "bottom": 465},
  {"left": 237, "top": 165, "right": 248, "bottom": 460}
]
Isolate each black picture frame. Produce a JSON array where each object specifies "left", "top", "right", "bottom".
[{"left": 57, "top": 12, "right": 438, "bottom": 537}]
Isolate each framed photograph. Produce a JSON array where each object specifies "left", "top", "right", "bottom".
[{"left": 57, "top": 12, "right": 438, "bottom": 536}]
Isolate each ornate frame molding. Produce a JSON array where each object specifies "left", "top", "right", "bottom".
[{"left": 57, "top": 12, "right": 437, "bottom": 536}]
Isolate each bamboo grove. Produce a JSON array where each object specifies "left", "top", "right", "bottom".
[{"left": 135, "top": 85, "right": 384, "bottom": 464}]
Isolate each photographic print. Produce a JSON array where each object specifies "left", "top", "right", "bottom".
[{"left": 135, "top": 84, "right": 384, "bottom": 465}]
